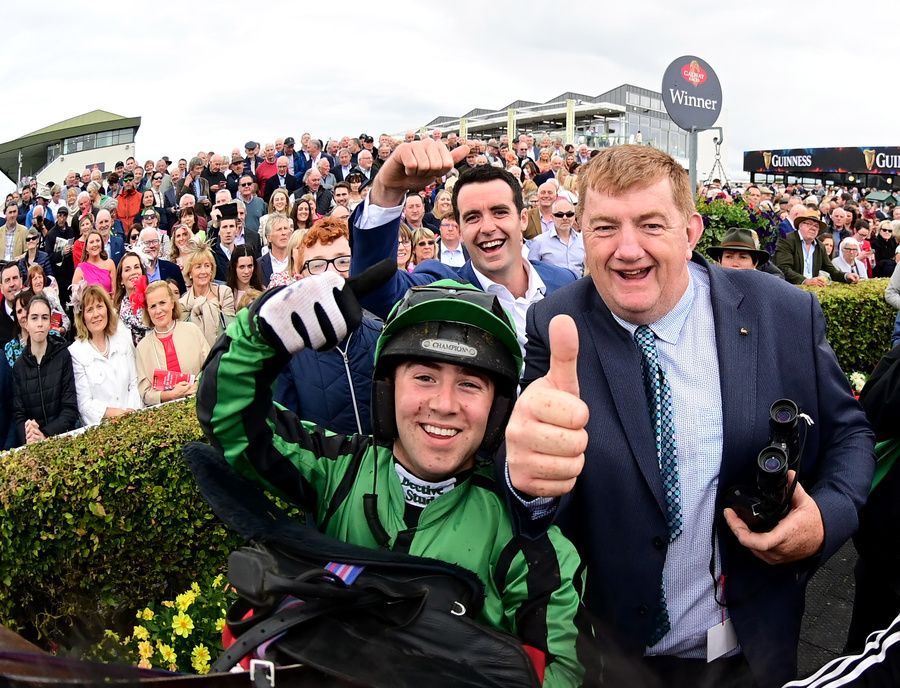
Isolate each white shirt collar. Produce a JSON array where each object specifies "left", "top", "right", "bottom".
[{"left": 471, "top": 258, "right": 546, "bottom": 302}]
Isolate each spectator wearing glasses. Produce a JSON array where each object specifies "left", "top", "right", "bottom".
[
  {"left": 138, "top": 226, "right": 186, "bottom": 295},
  {"left": 527, "top": 198, "right": 585, "bottom": 278},
  {"left": 272, "top": 218, "right": 382, "bottom": 435},
  {"left": 872, "top": 220, "right": 899, "bottom": 277},
  {"left": 396, "top": 225, "right": 414, "bottom": 272},
  {"left": 18, "top": 228, "right": 53, "bottom": 283},
  {"left": 411, "top": 227, "right": 437, "bottom": 266},
  {"left": 832, "top": 237, "right": 869, "bottom": 280}
]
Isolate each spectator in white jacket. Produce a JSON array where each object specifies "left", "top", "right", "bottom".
[{"left": 68, "top": 284, "right": 142, "bottom": 426}]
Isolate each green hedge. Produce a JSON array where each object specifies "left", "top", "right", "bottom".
[
  {"left": 802, "top": 278, "right": 895, "bottom": 374},
  {"left": 0, "top": 399, "right": 239, "bottom": 647},
  {"left": 0, "top": 279, "right": 893, "bottom": 648}
]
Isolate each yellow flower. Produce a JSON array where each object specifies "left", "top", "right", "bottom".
[
  {"left": 138, "top": 640, "right": 153, "bottom": 660},
  {"left": 190, "top": 582, "right": 200, "bottom": 593},
  {"left": 175, "top": 591, "right": 196, "bottom": 612},
  {"left": 168, "top": 663, "right": 178, "bottom": 672},
  {"left": 157, "top": 642, "right": 176, "bottom": 664},
  {"left": 137, "top": 658, "right": 152, "bottom": 669},
  {"left": 212, "top": 574, "right": 224, "bottom": 588},
  {"left": 214, "top": 618, "right": 226, "bottom": 632},
  {"left": 161, "top": 600, "right": 174, "bottom": 608},
  {"left": 191, "top": 645, "right": 211, "bottom": 674},
  {"left": 172, "top": 611, "right": 194, "bottom": 638},
  {"left": 133, "top": 625, "right": 149, "bottom": 641},
  {"left": 140, "top": 608, "right": 155, "bottom": 621}
]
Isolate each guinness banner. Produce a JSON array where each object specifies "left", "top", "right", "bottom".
[{"left": 744, "top": 147, "right": 900, "bottom": 175}]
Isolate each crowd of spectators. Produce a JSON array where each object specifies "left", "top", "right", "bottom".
[{"left": 3, "top": 131, "right": 900, "bottom": 449}]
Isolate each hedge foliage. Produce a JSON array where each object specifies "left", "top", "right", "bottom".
[
  {"left": 696, "top": 197, "right": 782, "bottom": 257},
  {"left": 0, "top": 276, "right": 892, "bottom": 650},
  {"left": 0, "top": 399, "right": 239, "bottom": 647},
  {"left": 801, "top": 277, "right": 895, "bottom": 374}
]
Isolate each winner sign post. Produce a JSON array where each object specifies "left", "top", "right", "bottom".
[{"left": 662, "top": 56, "right": 723, "bottom": 191}]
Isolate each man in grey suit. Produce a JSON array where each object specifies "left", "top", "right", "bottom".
[{"left": 505, "top": 145, "right": 874, "bottom": 688}]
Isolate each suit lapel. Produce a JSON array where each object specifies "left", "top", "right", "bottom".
[
  {"left": 579, "top": 289, "right": 667, "bottom": 515},
  {"left": 703, "top": 258, "right": 757, "bottom": 496}
]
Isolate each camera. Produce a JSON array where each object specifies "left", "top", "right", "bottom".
[{"left": 725, "top": 399, "right": 801, "bottom": 533}]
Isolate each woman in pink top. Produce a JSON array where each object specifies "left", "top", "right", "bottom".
[{"left": 72, "top": 230, "right": 116, "bottom": 295}]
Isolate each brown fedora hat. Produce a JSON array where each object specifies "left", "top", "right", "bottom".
[{"left": 707, "top": 227, "right": 770, "bottom": 265}]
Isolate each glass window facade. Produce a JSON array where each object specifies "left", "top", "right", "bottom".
[{"left": 63, "top": 128, "right": 134, "bottom": 155}]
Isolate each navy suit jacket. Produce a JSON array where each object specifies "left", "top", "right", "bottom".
[
  {"left": 521, "top": 256, "right": 874, "bottom": 687},
  {"left": 349, "top": 204, "right": 575, "bottom": 319},
  {"left": 156, "top": 258, "right": 186, "bottom": 295},
  {"left": 108, "top": 235, "right": 125, "bottom": 265},
  {"left": 258, "top": 253, "right": 275, "bottom": 288},
  {"left": 263, "top": 173, "right": 300, "bottom": 203}
]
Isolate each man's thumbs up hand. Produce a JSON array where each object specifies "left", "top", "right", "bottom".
[
  {"left": 506, "top": 315, "right": 589, "bottom": 498},
  {"left": 545, "top": 314, "right": 581, "bottom": 396}
]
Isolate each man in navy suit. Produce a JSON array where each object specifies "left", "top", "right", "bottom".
[
  {"left": 138, "top": 226, "right": 186, "bottom": 295},
  {"left": 505, "top": 145, "right": 874, "bottom": 688},
  {"left": 262, "top": 156, "right": 300, "bottom": 203},
  {"left": 350, "top": 140, "right": 575, "bottom": 344}
]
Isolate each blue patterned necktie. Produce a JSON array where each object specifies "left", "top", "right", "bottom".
[{"left": 634, "top": 325, "right": 683, "bottom": 645}]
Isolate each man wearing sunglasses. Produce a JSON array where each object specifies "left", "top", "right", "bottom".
[
  {"left": 236, "top": 174, "right": 265, "bottom": 232},
  {"left": 527, "top": 198, "right": 585, "bottom": 278}
]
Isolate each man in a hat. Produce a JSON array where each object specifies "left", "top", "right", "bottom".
[
  {"left": 775, "top": 210, "right": 859, "bottom": 286},
  {"left": 279, "top": 137, "right": 305, "bottom": 179},
  {"left": 212, "top": 202, "right": 239, "bottom": 282},
  {"left": 708, "top": 227, "right": 784, "bottom": 281},
  {"left": 243, "top": 141, "right": 262, "bottom": 176},
  {"left": 225, "top": 155, "right": 246, "bottom": 197},
  {"left": 117, "top": 172, "right": 142, "bottom": 235}
]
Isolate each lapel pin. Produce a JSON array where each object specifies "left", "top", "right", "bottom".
[{"left": 739, "top": 327, "right": 749, "bottom": 336}]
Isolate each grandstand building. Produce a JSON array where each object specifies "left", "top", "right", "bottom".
[
  {"left": 0, "top": 110, "right": 141, "bottom": 188},
  {"left": 417, "top": 83, "right": 725, "bottom": 177}
]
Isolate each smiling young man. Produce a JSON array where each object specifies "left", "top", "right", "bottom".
[
  {"left": 349, "top": 138, "right": 575, "bottom": 346},
  {"left": 197, "top": 273, "right": 587, "bottom": 686}
]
